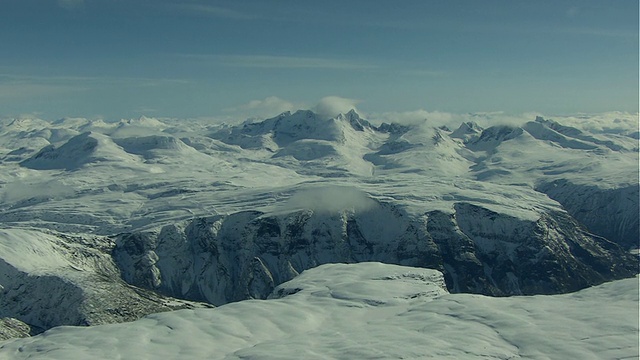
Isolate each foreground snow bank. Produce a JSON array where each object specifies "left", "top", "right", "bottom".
[{"left": 0, "top": 262, "right": 637, "bottom": 359}]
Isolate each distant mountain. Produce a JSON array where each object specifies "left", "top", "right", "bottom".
[
  {"left": 211, "top": 109, "right": 374, "bottom": 149},
  {"left": 113, "top": 134, "right": 211, "bottom": 164},
  {"left": 20, "top": 132, "right": 139, "bottom": 170},
  {"left": 0, "top": 110, "right": 637, "bottom": 343},
  {"left": 450, "top": 121, "right": 483, "bottom": 141}
]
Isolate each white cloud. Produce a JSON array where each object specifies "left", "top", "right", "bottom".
[
  {"left": 551, "top": 112, "right": 639, "bottom": 134},
  {"left": 222, "top": 95, "right": 363, "bottom": 122},
  {"left": 211, "top": 92, "right": 566, "bottom": 133},
  {"left": 223, "top": 96, "right": 302, "bottom": 121},
  {"left": 313, "top": 96, "right": 360, "bottom": 119},
  {"left": 369, "top": 110, "right": 450, "bottom": 126},
  {"left": 2, "top": 180, "right": 75, "bottom": 203},
  {"left": 283, "top": 186, "right": 376, "bottom": 214},
  {"left": 0, "top": 73, "right": 190, "bottom": 99},
  {"left": 178, "top": 54, "right": 377, "bottom": 70}
]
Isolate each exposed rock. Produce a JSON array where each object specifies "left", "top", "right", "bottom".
[
  {"left": 0, "top": 229, "right": 212, "bottom": 336},
  {"left": 114, "top": 200, "right": 637, "bottom": 305},
  {"left": 537, "top": 180, "right": 639, "bottom": 249},
  {"left": 0, "top": 318, "right": 31, "bottom": 341}
]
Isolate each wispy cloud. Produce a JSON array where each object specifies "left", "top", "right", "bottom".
[
  {"left": 283, "top": 186, "right": 376, "bottom": 214},
  {"left": 0, "top": 83, "right": 85, "bottom": 100},
  {"left": 394, "top": 69, "right": 448, "bottom": 77},
  {"left": 0, "top": 73, "right": 190, "bottom": 100},
  {"left": 171, "top": 4, "right": 257, "bottom": 20},
  {"left": 223, "top": 96, "right": 302, "bottom": 119},
  {"left": 566, "top": 6, "right": 580, "bottom": 18},
  {"left": 0, "top": 73, "right": 190, "bottom": 87},
  {"left": 178, "top": 54, "right": 378, "bottom": 70},
  {"left": 133, "top": 107, "right": 158, "bottom": 114},
  {"left": 57, "top": 0, "right": 84, "bottom": 10},
  {"left": 175, "top": 54, "right": 445, "bottom": 77},
  {"left": 221, "top": 95, "right": 365, "bottom": 122},
  {"left": 314, "top": 96, "right": 360, "bottom": 119},
  {"left": 558, "top": 27, "right": 639, "bottom": 39}
]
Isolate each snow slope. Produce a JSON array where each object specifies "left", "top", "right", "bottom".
[
  {"left": 0, "top": 263, "right": 637, "bottom": 360},
  {"left": 457, "top": 116, "right": 639, "bottom": 247},
  {"left": 0, "top": 110, "right": 637, "bottom": 344},
  {"left": 19, "top": 132, "right": 137, "bottom": 171},
  {"left": 1, "top": 112, "right": 636, "bottom": 240},
  {"left": 0, "top": 228, "right": 211, "bottom": 338}
]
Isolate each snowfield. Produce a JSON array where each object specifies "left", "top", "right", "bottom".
[
  {"left": 1, "top": 112, "right": 637, "bottom": 239},
  {"left": 0, "top": 263, "right": 637, "bottom": 360},
  {"left": 0, "top": 110, "right": 638, "bottom": 356}
]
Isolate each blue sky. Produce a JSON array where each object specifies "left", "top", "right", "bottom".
[{"left": 1, "top": 0, "right": 638, "bottom": 120}]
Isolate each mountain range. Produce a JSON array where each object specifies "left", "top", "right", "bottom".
[{"left": 0, "top": 110, "right": 637, "bottom": 358}]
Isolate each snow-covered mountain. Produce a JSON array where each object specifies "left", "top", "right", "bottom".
[
  {"left": 0, "top": 263, "right": 637, "bottom": 359},
  {"left": 0, "top": 110, "right": 637, "bottom": 347},
  {"left": 0, "top": 228, "right": 211, "bottom": 340},
  {"left": 20, "top": 132, "right": 143, "bottom": 170}
]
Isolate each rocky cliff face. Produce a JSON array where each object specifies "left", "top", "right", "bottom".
[
  {"left": 0, "top": 229, "right": 211, "bottom": 336},
  {"left": 0, "top": 318, "right": 31, "bottom": 341},
  {"left": 113, "top": 200, "right": 637, "bottom": 305},
  {"left": 536, "top": 180, "right": 639, "bottom": 249}
]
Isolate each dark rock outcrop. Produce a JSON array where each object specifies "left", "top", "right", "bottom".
[{"left": 113, "top": 201, "right": 637, "bottom": 306}]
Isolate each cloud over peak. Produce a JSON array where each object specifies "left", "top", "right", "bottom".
[
  {"left": 313, "top": 96, "right": 360, "bottom": 119},
  {"left": 223, "top": 96, "right": 300, "bottom": 121}
]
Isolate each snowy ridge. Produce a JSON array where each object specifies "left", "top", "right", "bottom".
[
  {"left": 20, "top": 132, "right": 140, "bottom": 170},
  {"left": 0, "top": 110, "right": 636, "bottom": 242},
  {"left": 0, "top": 263, "right": 637, "bottom": 359},
  {"left": 0, "top": 228, "right": 211, "bottom": 339}
]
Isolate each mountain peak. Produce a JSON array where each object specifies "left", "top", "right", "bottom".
[
  {"left": 450, "top": 121, "right": 483, "bottom": 140},
  {"left": 211, "top": 109, "right": 380, "bottom": 149},
  {"left": 20, "top": 131, "right": 137, "bottom": 170},
  {"left": 345, "top": 108, "right": 359, "bottom": 117},
  {"left": 335, "top": 109, "right": 373, "bottom": 131}
]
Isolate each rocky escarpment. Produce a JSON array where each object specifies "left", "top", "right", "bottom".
[
  {"left": 113, "top": 201, "right": 637, "bottom": 305},
  {"left": 0, "top": 318, "right": 31, "bottom": 341},
  {"left": 536, "top": 180, "right": 639, "bottom": 250},
  {"left": 429, "top": 203, "right": 635, "bottom": 294},
  {"left": 0, "top": 229, "right": 212, "bottom": 337}
]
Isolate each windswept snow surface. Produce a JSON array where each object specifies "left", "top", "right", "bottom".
[
  {"left": 0, "top": 111, "right": 636, "bottom": 239},
  {"left": 0, "top": 263, "right": 637, "bottom": 360},
  {"left": 0, "top": 110, "right": 638, "bottom": 346}
]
